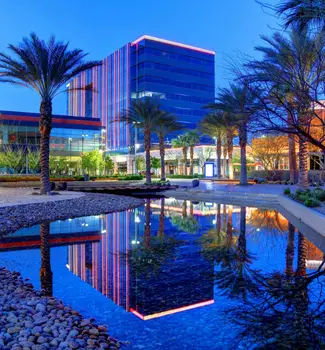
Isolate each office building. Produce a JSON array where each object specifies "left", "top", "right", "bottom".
[{"left": 67, "top": 35, "right": 215, "bottom": 170}]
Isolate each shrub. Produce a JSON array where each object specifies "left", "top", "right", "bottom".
[
  {"left": 314, "top": 189, "right": 325, "bottom": 202},
  {"left": 118, "top": 174, "right": 143, "bottom": 181},
  {"left": 283, "top": 188, "right": 291, "bottom": 195},
  {"left": 304, "top": 198, "right": 321, "bottom": 208}
]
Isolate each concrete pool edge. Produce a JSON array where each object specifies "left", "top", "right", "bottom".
[{"left": 164, "top": 189, "right": 325, "bottom": 237}]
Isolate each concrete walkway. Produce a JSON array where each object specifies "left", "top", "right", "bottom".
[{"left": 0, "top": 188, "right": 84, "bottom": 208}]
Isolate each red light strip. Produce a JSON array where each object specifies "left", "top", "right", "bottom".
[
  {"left": 131, "top": 35, "right": 215, "bottom": 55},
  {"left": 130, "top": 299, "right": 214, "bottom": 320}
]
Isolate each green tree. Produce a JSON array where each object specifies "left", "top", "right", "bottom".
[
  {"left": 150, "top": 157, "right": 160, "bottom": 173},
  {"left": 0, "top": 33, "right": 100, "bottom": 193},
  {"left": 122, "top": 98, "right": 163, "bottom": 185},
  {"left": 49, "top": 156, "right": 69, "bottom": 175},
  {"left": 153, "top": 112, "right": 182, "bottom": 181},
  {"left": 81, "top": 150, "right": 104, "bottom": 175},
  {"left": 135, "top": 156, "right": 145, "bottom": 172},
  {"left": 103, "top": 154, "right": 114, "bottom": 175}
]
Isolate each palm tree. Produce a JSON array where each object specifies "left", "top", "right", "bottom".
[
  {"left": 199, "top": 113, "right": 226, "bottom": 178},
  {"left": 153, "top": 112, "right": 182, "bottom": 181},
  {"left": 186, "top": 131, "right": 200, "bottom": 176},
  {"left": 40, "top": 222, "right": 53, "bottom": 296},
  {"left": 246, "top": 30, "right": 325, "bottom": 187},
  {"left": 0, "top": 33, "right": 101, "bottom": 194},
  {"left": 172, "top": 134, "right": 190, "bottom": 176},
  {"left": 122, "top": 98, "right": 162, "bottom": 185},
  {"left": 214, "top": 84, "right": 258, "bottom": 185},
  {"left": 277, "top": 0, "right": 325, "bottom": 31},
  {"left": 204, "top": 106, "right": 238, "bottom": 179}
]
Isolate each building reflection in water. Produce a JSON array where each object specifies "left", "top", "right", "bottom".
[
  {"left": 65, "top": 199, "right": 325, "bottom": 327},
  {"left": 66, "top": 201, "right": 215, "bottom": 320}
]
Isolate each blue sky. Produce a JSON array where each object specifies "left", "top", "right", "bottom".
[{"left": 0, "top": 0, "right": 279, "bottom": 114}]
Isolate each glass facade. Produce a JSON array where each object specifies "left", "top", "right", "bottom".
[
  {"left": 0, "top": 112, "right": 103, "bottom": 156},
  {"left": 67, "top": 35, "right": 215, "bottom": 152}
]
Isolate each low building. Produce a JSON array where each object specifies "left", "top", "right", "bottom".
[
  {"left": 0, "top": 110, "right": 104, "bottom": 157},
  {"left": 0, "top": 110, "right": 104, "bottom": 174}
]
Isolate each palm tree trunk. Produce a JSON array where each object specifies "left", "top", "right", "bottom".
[
  {"left": 288, "top": 134, "right": 297, "bottom": 184},
  {"left": 298, "top": 136, "right": 309, "bottom": 188},
  {"left": 190, "top": 146, "right": 194, "bottom": 176},
  {"left": 39, "top": 99, "right": 53, "bottom": 194},
  {"left": 238, "top": 207, "right": 247, "bottom": 255},
  {"left": 182, "top": 200, "right": 187, "bottom": 218},
  {"left": 227, "top": 130, "right": 234, "bottom": 180},
  {"left": 287, "top": 111, "right": 297, "bottom": 184},
  {"left": 189, "top": 202, "right": 194, "bottom": 217},
  {"left": 226, "top": 206, "right": 233, "bottom": 246},
  {"left": 216, "top": 137, "right": 222, "bottom": 178},
  {"left": 217, "top": 204, "right": 221, "bottom": 234},
  {"left": 183, "top": 147, "right": 188, "bottom": 176},
  {"left": 144, "top": 199, "right": 151, "bottom": 248},
  {"left": 285, "top": 223, "right": 295, "bottom": 277},
  {"left": 239, "top": 124, "right": 248, "bottom": 185},
  {"left": 144, "top": 127, "right": 151, "bottom": 185},
  {"left": 40, "top": 222, "right": 53, "bottom": 296},
  {"left": 159, "top": 133, "right": 166, "bottom": 181},
  {"left": 222, "top": 140, "right": 227, "bottom": 178},
  {"left": 296, "top": 231, "right": 307, "bottom": 276},
  {"left": 158, "top": 197, "right": 165, "bottom": 237}
]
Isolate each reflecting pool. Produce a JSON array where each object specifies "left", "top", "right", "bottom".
[{"left": 1, "top": 198, "right": 325, "bottom": 349}]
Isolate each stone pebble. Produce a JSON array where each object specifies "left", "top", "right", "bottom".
[{"left": 0, "top": 267, "right": 121, "bottom": 349}]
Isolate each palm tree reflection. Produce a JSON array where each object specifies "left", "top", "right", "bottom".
[
  {"left": 224, "top": 226, "right": 325, "bottom": 349},
  {"left": 128, "top": 198, "right": 181, "bottom": 278},
  {"left": 39, "top": 222, "right": 53, "bottom": 296},
  {"left": 171, "top": 200, "right": 199, "bottom": 234},
  {"left": 200, "top": 206, "right": 257, "bottom": 300}
]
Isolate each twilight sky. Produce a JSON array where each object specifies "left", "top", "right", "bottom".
[{"left": 0, "top": 0, "right": 279, "bottom": 115}]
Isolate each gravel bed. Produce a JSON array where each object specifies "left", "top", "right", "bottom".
[
  {"left": 0, "top": 193, "right": 144, "bottom": 236},
  {"left": 0, "top": 267, "right": 120, "bottom": 349}
]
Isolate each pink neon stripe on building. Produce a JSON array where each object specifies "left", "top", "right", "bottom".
[{"left": 131, "top": 35, "right": 215, "bottom": 55}]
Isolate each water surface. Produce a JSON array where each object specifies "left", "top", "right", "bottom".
[{"left": 1, "top": 198, "right": 325, "bottom": 349}]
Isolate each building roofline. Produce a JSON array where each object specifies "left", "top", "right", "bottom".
[{"left": 131, "top": 35, "right": 215, "bottom": 55}]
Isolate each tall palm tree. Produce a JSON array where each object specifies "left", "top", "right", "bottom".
[
  {"left": 199, "top": 113, "right": 226, "bottom": 178},
  {"left": 277, "top": 0, "right": 325, "bottom": 31},
  {"left": 186, "top": 131, "right": 200, "bottom": 176},
  {"left": 246, "top": 30, "right": 325, "bottom": 187},
  {"left": 40, "top": 222, "right": 53, "bottom": 296},
  {"left": 172, "top": 134, "right": 190, "bottom": 176},
  {"left": 204, "top": 107, "right": 238, "bottom": 179},
  {"left": 0, "top": 33, "right": 101, "bottom": 194},
  {"left": 153, "top": 112, "right": 182, "bottom": 181},
  {"left": 123, "top": 98, "right": 162, "bottom": 185},
  {"left": 214, "top": 84, "right": 258, "bottom": 185}
]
